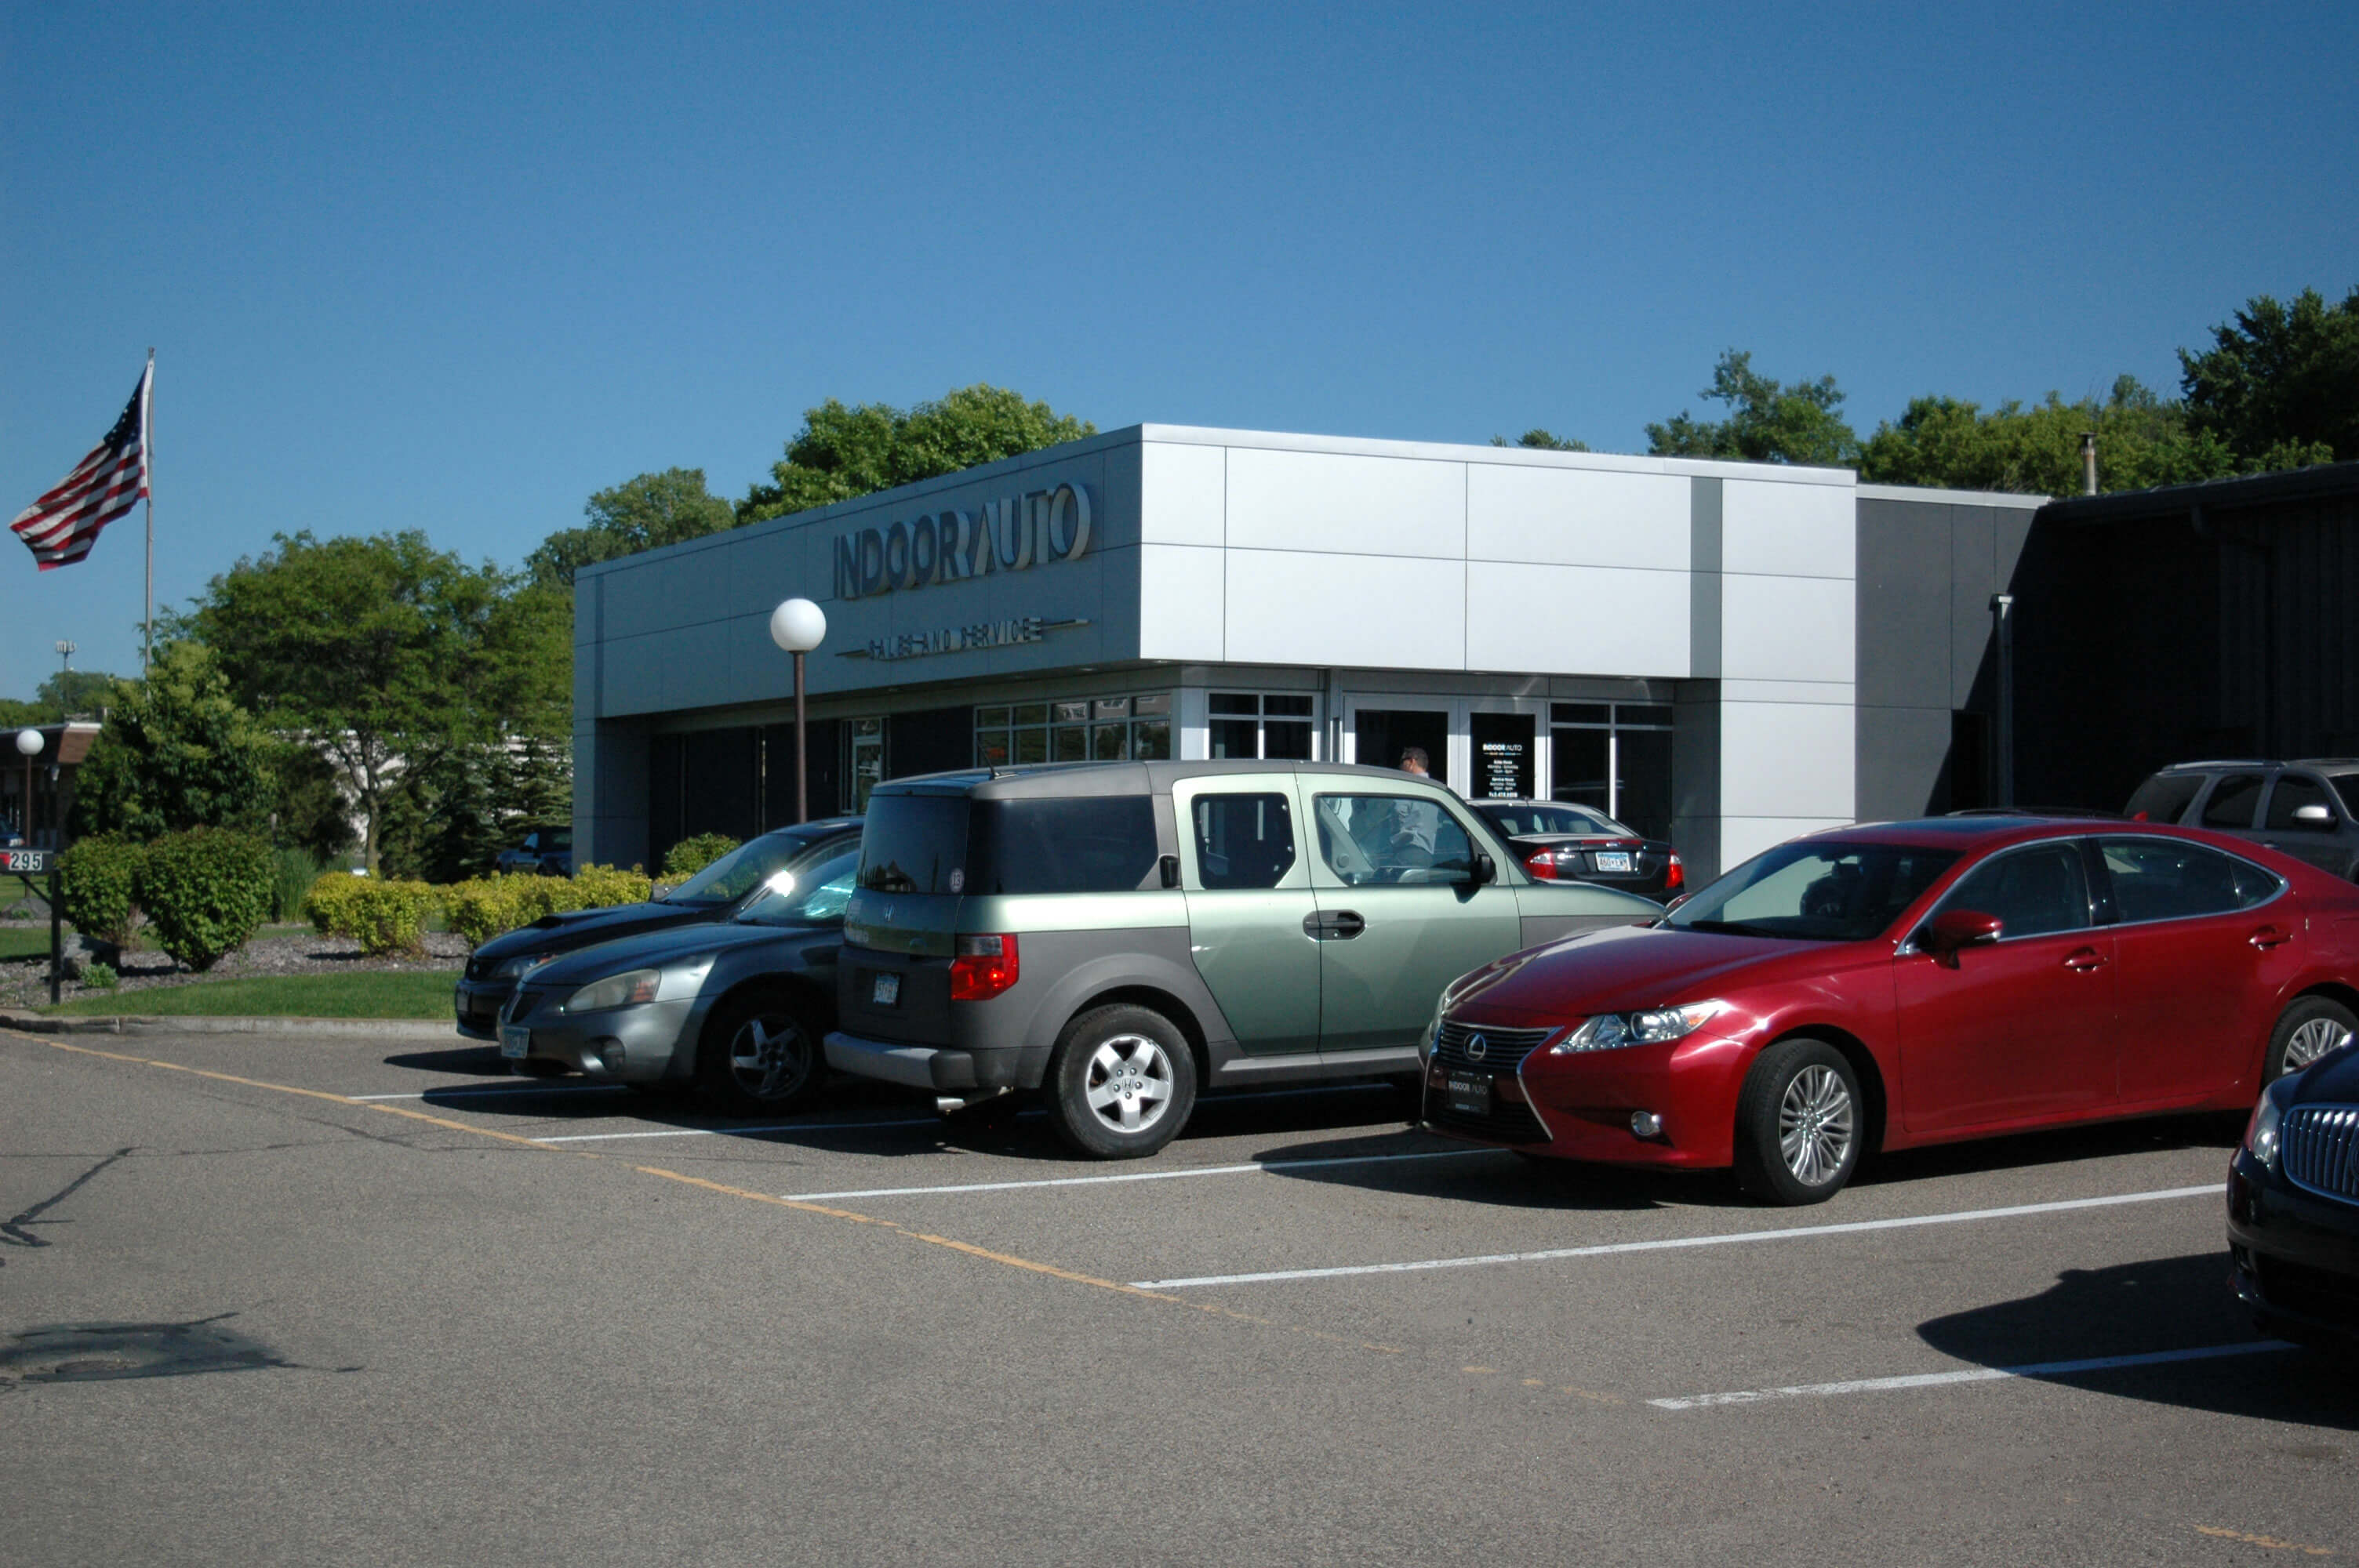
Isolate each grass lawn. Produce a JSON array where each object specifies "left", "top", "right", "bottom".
[
  {"left": 43, "top": 971, "right": 456, "bottom": 1019},
  {"left": 0, "top": 926, "right": 58, "bottom": 960}
]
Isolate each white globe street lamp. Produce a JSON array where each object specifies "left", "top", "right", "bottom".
[
  {"left": 769, "top": 599, "right": 827, "bottom": 822},
  {"left": 15, "top": 728, "right": 43, "bottom": 848}
]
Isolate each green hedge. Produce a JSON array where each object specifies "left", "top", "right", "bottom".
[
  {"left": 58, "top": 834, "right": 147, "bottom": 949},
  {"left": 137, "top": 828, "right": 274, "bottom": 971},
  {"left": 339, "top": 864, "right": 656, "bottom": 951},
  {"left": 662, "top": 833, "right": 740, "bottom": 880}
]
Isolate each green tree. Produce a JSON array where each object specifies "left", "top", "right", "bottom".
[
  {"left": 1858, "top": 376, "right": 2244, "bottom": 495},
  {"left": 188, "top": 532, "right": 547, "bottom": 873},
  {"left": 525, "top": 467, "right": 738, "bottom": 590},
  {"left": 1489, "top": 430, "right": 1590, "bottom": 452},
  {"left": 2180, "top": 285, "right": 2357, "bottom": 466},
  {"left": 740, "top": 385, "right": 1095, "bottom": 523},
  {"left": 1646, "top": 350, "right": 1859, "bottom": 466},
  {"left": 68, "top": 641, "right": 279, "bottom": 840},
  {"left": 36, "top": 668, "right": 121, "bottom": 717}
]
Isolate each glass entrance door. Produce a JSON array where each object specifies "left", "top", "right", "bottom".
[
  {"left": 849, "top": 717, "right": 885, "bottom": 811},
  {"left": 1350, "top": 708, "right": 1451, "bottom": 787}
]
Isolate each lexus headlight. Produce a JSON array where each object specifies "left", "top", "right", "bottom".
[
  {"left": 1552, "top": 1000, "right": 1725, "bottom": 1054},
  {"left": 564, "top": 967, "right": 661, "bottom": 1014},
  {"left": 2245, "top": 1078, "right": 2294, "bottom": 1168},
  {"left": 495, "top": 951, "right": 554, "bottom": 980}
]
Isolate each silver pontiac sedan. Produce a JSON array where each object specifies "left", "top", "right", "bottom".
[{"left": 496, "top": 848, "right": 859, "bottom": 1115}]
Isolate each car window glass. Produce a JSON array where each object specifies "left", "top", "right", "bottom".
[
  {"left": 2266, "top": 774, "right": 2336, "bottom": 833},
  {"left": 2332, "top": 775, "right": 2359, "bottom": 821},
  {"left": 2100, "top": 838, "right": 2279, "bottom": 921},
  {"left": 1936, "top": 842, "right": 2091, "bottom": 939},
  {"left": 738, "top": 851, "right": 860, "bottom": 925},
  {"left": 1669, "top": 843, "right": 1959, "bottom": 942},
  {"left": 2201, "top": 773, "right": 2266, "bottom": 829},
  {"left": 2124, "top": 773, "right": 2204, "bottom": 824},
  {"left": 1481, "top": 804, "right": 1621, "bottom": 837},
  {"left": 1192, "top": 793, "right": 1296, "bottom": 890},
  {"left": 671, "top": 833, "right": 820, "bottom": 904},
  {"left": 1314, "top": 793, "right": 1475, "bottom": 885},
  {"left": 967, "top": 797, "right": 1161, "bottom": 895},
  {"left": 856, "top": 794, "right": 968, "bottom": 895}
]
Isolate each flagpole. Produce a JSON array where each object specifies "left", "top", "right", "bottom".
[{"left": 143, "top": 347, "right": 154, "bottom": 675}]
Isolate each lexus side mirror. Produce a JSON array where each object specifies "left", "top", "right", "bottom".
[{"left": 1918, "top": 908, "right": 2004, "bottom": 966}]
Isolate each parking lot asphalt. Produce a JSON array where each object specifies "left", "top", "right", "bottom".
[{"left": 5, "top": 1027, "right": 2354, "bottom": 1566}]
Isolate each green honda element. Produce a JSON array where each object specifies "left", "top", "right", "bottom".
[{"left": 823, "top": 760, "right": 1662, "bottom": 1158}]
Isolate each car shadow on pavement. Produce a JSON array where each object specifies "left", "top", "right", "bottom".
[
  {"left": 383, "top": 1044, "right": 521, "bottom": 1078},
  {"left": 1852, "top": 1112, "right": 2241, "bottom": 1192},
  {"left": 1246, "top": 1129, "right": 1714, "bottom": 1212},
  {"left": 1916, "top": 1252, "right": 2357, "bottom": 1431}
]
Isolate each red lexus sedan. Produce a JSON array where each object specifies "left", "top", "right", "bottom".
[{"left": 1421, "top": 816, "right": 2359, "bottom": 1204}]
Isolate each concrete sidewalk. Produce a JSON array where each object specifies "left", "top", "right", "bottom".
[{"left": 0, "top": 1007, "right": 451, "bottom": 1039}]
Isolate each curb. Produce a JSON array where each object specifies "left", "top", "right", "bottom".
[{"left": 0, "top": 1009, "right": 455, "bottom": 1040}]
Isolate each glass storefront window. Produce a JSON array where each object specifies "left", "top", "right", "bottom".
[
  {"left": 1212, "top": 692, "right": 1318, "bottom": 761},
  {"left": 1549, "top": 702, "right": 1674, "bottom": 841},
  {"left": 978, "top": 691, "right": 1173, "bottom": 768}
]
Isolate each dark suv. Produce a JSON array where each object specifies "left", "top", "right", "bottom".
[{"left": 2125, "top": 760, "right": 2359, "bottom": 882}]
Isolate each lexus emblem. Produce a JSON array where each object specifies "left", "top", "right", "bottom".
[{"left": 1467, "top": 1033, "right": 1488, "bottom": 1062}]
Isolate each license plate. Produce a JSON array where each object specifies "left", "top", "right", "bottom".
[
  {"left": 1594, "top": 851, "right": 1633, "bottom": 873},
  {"left": 871, "top": 972, "right": 901, "bottom": 1006},
  {"left": 500, "top": 1025, "right": 530, "bottom": 1060},
  {"left": 1446, "top": 1073, "right": 1492, "bottom": 1116}
]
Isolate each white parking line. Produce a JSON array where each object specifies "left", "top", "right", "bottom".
[
  {"left": 1648, "top": 1339, "right": 2295, "bottom": 1411},
  {"left": 535, "top": 1116, "right": 938, "bottom": 1144},
  {"left": 782, "top": 1148, "right": 1492, "bottom": 1202},
  {"left": 1129, "top": 1184, "right": 2221, "bottom": 1290},
  {"left": 346, "top": 1083, "right": 634, "bottom": 1101}
]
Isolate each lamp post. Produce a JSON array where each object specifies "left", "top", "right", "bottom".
[
  {"left": 769, "top": 599, "right": 827, "bottom": 823},
  {"left": 14, "top": 728, "right": 41, "bottom": 848}
]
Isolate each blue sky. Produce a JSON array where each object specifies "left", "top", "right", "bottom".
[{"left": 5, "top": 2, "right": 2354, "bottom": 697}]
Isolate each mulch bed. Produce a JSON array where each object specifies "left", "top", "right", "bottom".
[{"left": 0, "top": 924, "right": 467, "bottom": 1012}]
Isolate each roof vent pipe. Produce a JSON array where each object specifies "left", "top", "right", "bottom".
[{"left": 2080, "top": 432, "right": 2099, "bottom": 495}]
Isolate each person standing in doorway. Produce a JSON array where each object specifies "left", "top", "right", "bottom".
[{"left": 1391, "top": 746, "right": 1443, "bottom": 868}]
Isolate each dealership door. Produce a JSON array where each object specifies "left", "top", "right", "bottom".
[{"left": 1350, "top": 706, "right": 1452, "bottom": 786}]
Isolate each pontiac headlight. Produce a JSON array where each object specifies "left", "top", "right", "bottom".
[
  {"left": 1553, "top": 1000, "right": 1725, "bottom": 1054},
  {"left": 565, "top": 968, "right": 661, "bottom": 1014}
]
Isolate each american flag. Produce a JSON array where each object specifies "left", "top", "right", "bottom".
[{"left": 11, "top": 361, "right": 151, "bottom": 570}]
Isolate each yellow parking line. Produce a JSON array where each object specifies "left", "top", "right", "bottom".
[{"left": 28, "top": 1035, "right": 1624, "bottom": 1399}]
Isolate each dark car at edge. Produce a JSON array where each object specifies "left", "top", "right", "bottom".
[
  {"left": 2229, "top": 1030, "right": 2359, "bottom": 1352},
  {"left": 1467, "top": 799, "right": 1683, "bottom": 901},
  {"left": 454, "top": 818, "right": 860, "bottom": 1047}
]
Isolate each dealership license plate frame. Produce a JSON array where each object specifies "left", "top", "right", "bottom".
[
  {"left": 500, "top": 1025, "right": 531, "bottom": 1060},
  {"left": 1593, "top": 851, "right": 1634, "bottom": 873},
  {"left": 1445, "top": 1071, "right": 1492, "bottom": 1117},
  {"left": 871, "top": 971, "right": 901, "bottom": 1007}
]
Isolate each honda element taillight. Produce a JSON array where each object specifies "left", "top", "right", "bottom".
[{"left": 949, "top": 933, "right": 1020, "bottom": 1001}]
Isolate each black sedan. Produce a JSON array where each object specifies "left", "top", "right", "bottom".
[
  {"left": 453, "top": 818, "right": 860, "bottom": 1047},
  {"left": 1468, "top": 800, "right": 1682, "bottom": 900},
  {"left": 2229, "top": 1022, "right": 2359, "bottom": 1351}
]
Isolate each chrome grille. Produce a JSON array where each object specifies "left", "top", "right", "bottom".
[
  {"left": 2283, "top": 1104, "right": 2359, "bottom": 1203},
  {"left": 1432, "top": 1022, "right": 1557, "bottom": 1071}
]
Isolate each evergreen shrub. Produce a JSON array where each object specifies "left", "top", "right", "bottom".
[{"left": 58, "top": 835, "right": 147, "bottom": 950}]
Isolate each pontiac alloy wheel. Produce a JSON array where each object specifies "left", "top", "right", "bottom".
[
  {"left": 1778, "top": 1064, "right": 1855, "bottom": 1187},
  {"left": 729, "top": 1014, "right": 814, "bottom": 1103},
  {"left": 698, "top": 996, "right": 820, "bottom": 1116}
]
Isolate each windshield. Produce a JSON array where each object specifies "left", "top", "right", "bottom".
[
  {"left": 1481, "top": 804, "right": 1629, "bottom": 838},
  {"left": 737, "top": 850, "right": 860, "bottom": 927},
  {"left": 670, "top": 832, "right": 836, "bottom": 906},
  {"left": 1667, "top": 841, "right": 1961, "bottom": 943}
]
